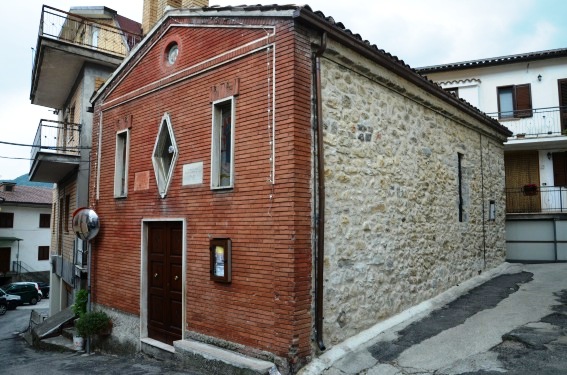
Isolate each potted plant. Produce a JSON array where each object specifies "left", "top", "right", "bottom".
[
  {"left": 522, "top": 184, "right": 539, "bottom": 196},
  {"left": 72, "top": 289, "right": 88, "bottom": 351}
]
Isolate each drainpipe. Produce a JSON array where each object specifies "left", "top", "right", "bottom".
[
  {"left": 314, "top": 32, "right": 327, "bottom": 351},
  {"left": 480, "top": 134, "right": 486, "bottom": 269}
]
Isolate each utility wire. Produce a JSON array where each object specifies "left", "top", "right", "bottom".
[
  {"left": 0, "top": 140, "right": 91, "bottom": 150},
  {"left": 0, "top": 155, "right": 91, "bottom": 163}
]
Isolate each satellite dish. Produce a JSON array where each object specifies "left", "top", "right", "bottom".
[{"left": 72, "top": 207, "right": 100, "bottom": 241}]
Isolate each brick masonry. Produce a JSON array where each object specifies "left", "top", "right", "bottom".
[{"left": 91, "top": 17, "right": 312, "bottom": 368}]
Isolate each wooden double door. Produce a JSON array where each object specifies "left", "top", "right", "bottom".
[{"left": 147, "top": 222, "right": 183, "bottom": 345}]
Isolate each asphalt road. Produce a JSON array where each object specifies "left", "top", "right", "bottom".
[
  {"left": 314, "top": 263, "right": 567, "bottom": 375},
  {"left": 0, "top": 299, "right": 200, "bottom": 374}
]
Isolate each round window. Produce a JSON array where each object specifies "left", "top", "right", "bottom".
[{"left": 167, "top": 44, "right": 178, "bottom": 65}]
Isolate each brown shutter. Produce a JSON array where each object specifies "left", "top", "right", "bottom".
[
  {"left": 553, "top": 152, "right": 567, "bottom": 186},
  {"left": 558, "top": 79, "right": 567, "bottom": 132},
  {"left": 515, "top": 84, "right": 532, "bottom": 118},
  {"left": 505, "top": 151, "right": 541, "bottom": 213}
]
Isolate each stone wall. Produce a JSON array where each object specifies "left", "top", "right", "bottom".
[
  {"left": 94, "top": 303, "right": 140, "bottom": 354},
  {"left": 319, "top": 40, "right": 507, "bottom": 346}
]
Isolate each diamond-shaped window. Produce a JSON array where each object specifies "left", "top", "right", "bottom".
[{"left": 152, "top": 113, "right": 178, "bottom": 198}]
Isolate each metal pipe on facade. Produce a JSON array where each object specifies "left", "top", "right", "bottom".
[{"left": 314, "top": 31, "right": 327, "bottom": 352}]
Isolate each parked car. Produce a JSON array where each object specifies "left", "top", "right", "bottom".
[
  {"left": 11, "top": 282, "right": 43, "bottom": 301},
  {"left": 0, "top": 287, "right": 21, "bottom": 310},
  {"left": 34, "top": 281, "right": 50, "bottom": 299},
  {"left": 1, "top": 283, "right": 39, "bottom": 305}
]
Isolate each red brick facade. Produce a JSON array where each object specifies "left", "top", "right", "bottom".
[{"left": 90, "top": 16, "right": 313, "bottom": 364}]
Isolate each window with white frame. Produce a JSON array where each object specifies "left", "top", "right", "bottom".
[
  {"left": 114, "top": 129, "right": 130, "bottom": 197},
  {"left": 152, "top": 113, "right": 178, "bottom": 198},
  {"left": 211, "top": 98, "right": 235, "bottom": 189}
]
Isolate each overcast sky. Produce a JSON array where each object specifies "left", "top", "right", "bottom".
[{"left": 1, "top": 0, "right": 566, "bottom": 180}]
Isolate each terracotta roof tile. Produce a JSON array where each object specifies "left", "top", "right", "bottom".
[{"left": 0, "top": 186, "right": 52, "bottom": 205}]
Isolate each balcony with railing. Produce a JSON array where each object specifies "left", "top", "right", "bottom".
[
  {"left": 506, "top": 185, "right": 567, "bottom": 214},
  {"left": 31, "top": 5, "right": 141, "bottom": 109},
  {"left": 38, "top": 5, "right": 141, "bottom": 58},
  {"left": 29, "top": 119, "right": 82, "bottom": 183},
  {"left": 486, "top": 106, "right": 567, "bottom": 139}
]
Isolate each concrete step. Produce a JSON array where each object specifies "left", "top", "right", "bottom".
[
  {"left": 61, "top": 326, "right": 76, "bottom": 340},
  {"left": 40, "top": 334, "right": 79, "bottom": 353},
  {"left": 173, "top": 339, "right": 277, "bottom": 375}
]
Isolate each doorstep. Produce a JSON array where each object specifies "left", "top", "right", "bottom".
[
  {"left": 174, "top": 339, "right": 276, "bottom": 375},
  {"left": 141, "top": 337, "right": 276, "bottom": 375}
]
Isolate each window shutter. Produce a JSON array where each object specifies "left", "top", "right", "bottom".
[
  {"left": 514, "top": 84, "right": 532, "bottom": 118},
  {"left": 559, "top": 79, "right": 567, "bottom": 132},
  {"left": 505, "top": 151, "right": 540, "bottom": 187},
  {"left": 553, "top": 152, "right": 567, "bottom": 186}
]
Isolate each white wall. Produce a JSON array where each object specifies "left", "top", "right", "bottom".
[
  {"left": 0, "top": 205, "right": 52, "bottom": 273},
  {"left": 426, "top": 56, "right": 567, "bottom": 114}
]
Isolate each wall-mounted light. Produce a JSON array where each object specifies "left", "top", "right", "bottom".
[
  {"left": 538, "top": 74, "right": 542, "bottom": 82},
  {"left": 547, "top": 152, "right": 552, "bottom": 160}
]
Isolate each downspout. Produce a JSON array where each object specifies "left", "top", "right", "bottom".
[
  {"left": 480, "top": 133, "right": 486, "bottom": 269},
  {"left": 314, "top": 32, "right": 327, "bottom": 351}
]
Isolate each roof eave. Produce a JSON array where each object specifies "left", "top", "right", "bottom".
[{"left": 293, "top": 8, "right": 512, "bottom": 138}]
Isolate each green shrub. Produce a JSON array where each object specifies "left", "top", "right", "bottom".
[
  {"left": 72, "top": 289, "right": 88, "bottom": 317},
  {"left": 75, "top": 311, "right": 111, "bottom": 338}
]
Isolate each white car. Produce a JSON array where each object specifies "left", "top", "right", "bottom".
[{"left": 0, "top": 287, "right": 22, "bottom": 310}]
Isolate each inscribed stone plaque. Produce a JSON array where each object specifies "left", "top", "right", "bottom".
[{"left": 183, "top": 162, "right": 203, "bottom": 186}]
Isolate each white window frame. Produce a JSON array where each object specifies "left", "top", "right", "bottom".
[
  {"left": 211, "top": 97, "right": 235, "bottom": 189},
  {"left": 152, "top": 113, "right": 179, "bottom": 198},
  {"left": 114, "top": 129, "right": 130, "bottom": 198}
]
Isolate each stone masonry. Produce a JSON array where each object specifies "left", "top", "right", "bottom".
[{"left": 319, "top": 40, "right": 507, "bottom": 346}]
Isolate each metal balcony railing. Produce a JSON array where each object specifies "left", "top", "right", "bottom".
[
  {"left": 485, "top": 106, "right": 567, "bottom": 138},
  {"left": 38, "top": 5, "right": 141, "bottom": 58},
  {"left": 31, "top": 119, "right": 82, "bottom": 165},
  {"left": 506, "top": 185, "right": 567, "bottom": 214}
]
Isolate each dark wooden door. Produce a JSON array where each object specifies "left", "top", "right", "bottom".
[
  {"left": 147, "top": 222, "right": 183, "bottom": 345},
  {"left": 0, "top": 247, "right": 10, "bottom": 274}
]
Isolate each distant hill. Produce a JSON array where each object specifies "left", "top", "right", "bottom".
[{"left": 3, "top": 174, "right": 54, "bottom": 188}]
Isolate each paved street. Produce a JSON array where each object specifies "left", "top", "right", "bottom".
[
  {"left": 0, "top": 299, "right": 200, "bottom": 374},
  {"left": 2, "top": 263, "right": 567, "bottom": 374},
  {"left": 303, "top": 263, "right": 567, "bottom": 375}
]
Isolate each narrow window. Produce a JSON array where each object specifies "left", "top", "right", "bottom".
[
  {"left": 38, "top": 246, "right": 50, "bottom": 261},
  {"left": 497, "top": 84, "right": 532, "bottom": 119},
  {"left": 114, "top": 129, "right": 130, "bottom": 198},
  {"left": 211, "top": 98, "right": 235, "bottom": 189},
  {"left": 57, "top": 197, "right": 64, "bottom": 255},
  {"left": 39, "top": 213, "right": 51, "bottom": 228},
  {"left": 64, "top": 194, "right": 70, "bottom": 233},
  {"left": 92, "top": 26, "right": 99, "bottom": 48},
  {"left": 0, "top": 212, "right": 14, "bottom": 228},
  {"left": 458, "top": 153, "right": 464, "bottom": 222}
]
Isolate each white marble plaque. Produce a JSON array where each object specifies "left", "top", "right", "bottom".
[{"left": 182, "top": 162, "right": 203, "bottom": 186}]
